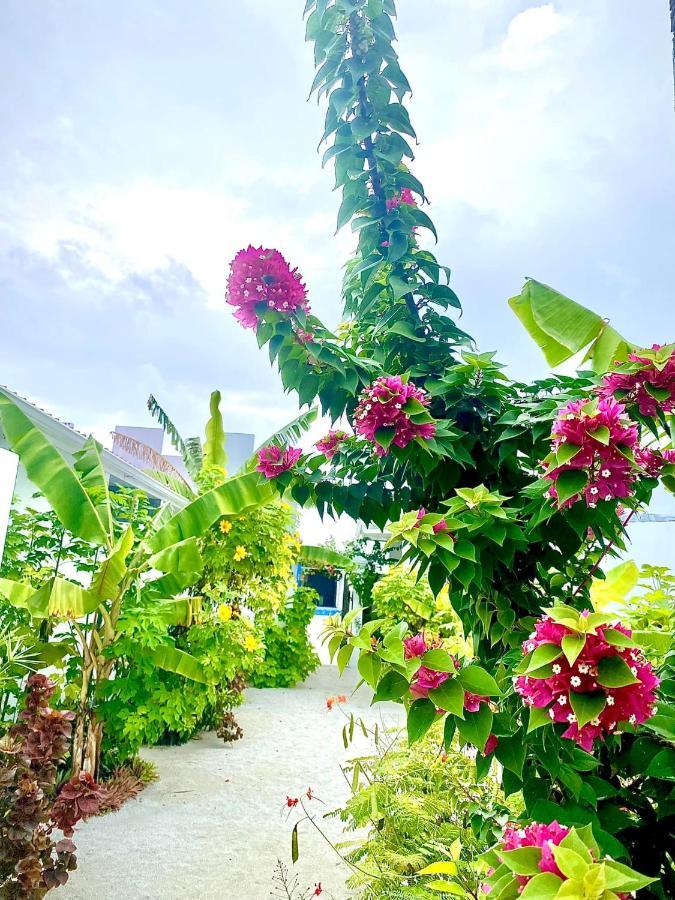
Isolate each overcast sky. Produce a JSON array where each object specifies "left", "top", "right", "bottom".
[{"left": 1, "top": 0, "right": 674, "bottom": 463}]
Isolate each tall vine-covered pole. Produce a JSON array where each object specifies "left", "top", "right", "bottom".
[{"left": 225, "top": 1, "right": 675, "bottom": 892}]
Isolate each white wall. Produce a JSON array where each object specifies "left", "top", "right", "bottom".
[{"left": 0, "top": 448, "right": 19, "bottom": 566}]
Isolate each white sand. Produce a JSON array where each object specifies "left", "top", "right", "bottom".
[{"left": 61, "top": 666, "right": 403, "bottom": 900}]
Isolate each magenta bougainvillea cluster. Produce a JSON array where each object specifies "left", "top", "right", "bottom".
[
  {"left": 544, "top": 397, "right": 638, "bottom": 507},
  {"left": 599, "top": 344, "right": 675, "bottom": 417},
  {"left": 315, "top": 429, "right": 348, "bottom": 459},
  {"left": 354, "top": 375, "right": 435, "bottom": 456},
  {"left": 501, "top": 820, "right": 569, "bottom": 886},
  {"left": 385, "top": 187, "right": 417, "bottom": 211},
  {"left": 256, "top": 444, "right": 303, "bottom": 478},
  {"left": 226, "top": 245, "right": 309, "bottom": 329},
  {"left": 514, "top": 613, "right": 659, "bottom": 751}
]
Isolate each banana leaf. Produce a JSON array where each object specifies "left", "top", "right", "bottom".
[
  {"left": 150, "top": 644, "right": 214, "bottom": 684},
  {"left": 146, "top": 471, "right": 274, "bottom": 552},
  {"left": 73, "top": 435, "right": 114, "bottom": 538},
  {"left": 508, "top": 279, "right": 632, "bottom": 374},
  {"left": 0, "top": 390, "right": 110, "bottom": 547},
  {"left": 0, "top": 578, "right": 34, "bottom": 609},
  {"left": 203, "top": 390, "right": 228, "bottom": 471},
  {"left": 28, "top": 577, "right": 101, "bottom": 618},
  {"left": 88, "top": 525, "right": 134, "bottom": 604},
  {"left": 300, "top": 545, "right": 352, "bottom": 569},
  {"left": 147, "top": 536, "right": 203, "bottom": 576}
]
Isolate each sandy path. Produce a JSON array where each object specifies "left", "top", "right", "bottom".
[{"left": 61, "top": 666, "right": 403, "bottom": 900}]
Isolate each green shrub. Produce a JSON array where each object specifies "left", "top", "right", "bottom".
[
  {"left": 333, "top": 724, "right": 514, "bottom": 899},
  {"left": 250, "top": 587, "right": 320, "bottom": 688}
]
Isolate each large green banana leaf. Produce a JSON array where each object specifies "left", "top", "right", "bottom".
[
  {"left": 88, "top": 525, "right": 134, "bottom": 604},
  {"left": 0, "top": 578, "right": 35, "bottom": 609},
  {"left": 243, "top": 408, "right": 318, "bottom": 472},
  {"left": 143, "top": 469, "right": 196, "bottom": 500},
  {"left": 300, "top": 545, "right": 352, "bottom": 569},
  {"left": 27, "top": 577, "right": 101, "bottom": 618},
  {"left": 508, "top": 279, "right": 632, "bottom": 374},
  {"left": 0, "top": 390, "right": 111, "bottom": 547},
  {"left": 146, "top": 471, "right": 274, "bottom": 552},
  {"left": 143, "top": 570, "right": 202, "bottom": 598},
  {"left": 147, "top": 536, "right": 203, "bottom": 576},
  {"left": 203, "top": 390, "right": 228, "bottom": 471},
  {"left": 150, "top": 644, "right": 214, "bottom": 684},
  {"left": 73, "top": 435, "right": 114, "bottom": 538}
]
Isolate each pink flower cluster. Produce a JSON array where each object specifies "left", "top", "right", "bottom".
[
  {"left": 599, "top": 344, "right": 675, "bottom": 417},
  {"left": 514, "top": 614, "right": 659, "bottom": 751},
  {"left": 416, "top": 507, "right": 451, "bottom": 534},
  {"left": 499, "top": 821, "right": 569, "bottom": 890},
  {"left": 256, "top": 445, "right": 302, "bottom": 478},
  {"left": 226, "top": 246, "right": 309, "bottom": 329},
  {"left": 545, "top": 397, "right": 638, "bottom": 507},
  {"left": 354, "top": 376, "right": 435, "bottom": 456},
  {"left": 404, "top": 633, "right": 491, "bottom": 713},
  {"left": 635, "top": 446, "right": 675, "bottom": 477},
  {"left": 315, "top": 430, "right": 348, "bottom": 460},
  {"left": 386, "top": 188, "right": 417, "bottom": 211}
]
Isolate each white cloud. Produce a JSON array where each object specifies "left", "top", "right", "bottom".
[{"left": 500, "top": 4, "right": 570, "bottom": 71}]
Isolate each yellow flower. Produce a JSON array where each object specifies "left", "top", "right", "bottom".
[
  {"left": 244, "top": 634, "right": 258, "bottom": 652},
  {"left": 217, "top": 604, "right": 232, "bottom": 623},
  {"left": 219, "top": 519, "right": 232, "bottom": 535},
  {"left": 233, "top": 545, "right": 248, "bottom": 561}
]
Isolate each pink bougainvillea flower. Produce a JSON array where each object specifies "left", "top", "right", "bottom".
[
  {"left": 316, "top": 430, "right": 349, "bottom": 460},
  {"left": 599, "top": 344, "right": 675, "bottom": 417},
  {"left": 543, "top": 397, "right": 638, "bottom": 508},
  {"left": 514, "top": 613, "right": 659, "bottom": 750},
  {"left": 463, "top": 691, "right": 490, "bottom": 713},
  {"left": 256, "top": 445, "right": 302, "bottom": 478},
  {"left": 403, "top": 632, "right": 428, "bottom": 659},
  {"left": 635, "top": 446, "right": 675, "bottom": 477},
  {"left": 386, "top": 188, "right": 417, "bottom": 211},
  {"left": 295, "top": 329, "right": 315, "bottom": 344},
  {"left": 483, "top": 733, "right": 499, "bottom": 756},
  {"left": 226, "top": 245, "right": 309, "bottom": 329},
  {"left": 500, "top": 820, "right": 569, "bottom": 889},
  {"left": 410, "top": 664, "right": 449, "bottom": 699},
  {"left": 354, "top": 375, "right": 436, "bottom": 456},
  {"left": 415, "top": 507, "right": 451, "bottom": 534}
]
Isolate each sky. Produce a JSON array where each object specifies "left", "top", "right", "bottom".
[{"left": 1, "top": 0, "right": 674, "bottom": 538}]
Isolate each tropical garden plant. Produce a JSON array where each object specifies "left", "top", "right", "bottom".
[
  {"left": 223, "top": 1, "right": 675, "bottom": 895},
  {"left": 0, "top": 386, "right": 276, "bottom": 776}
]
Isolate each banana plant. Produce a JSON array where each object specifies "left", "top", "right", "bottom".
[
  {"left": 0, "top": 388, "right": 274, "bottom": 776},
  {"left": 508, "top": 278, "right": 633, "bottom": 374}
]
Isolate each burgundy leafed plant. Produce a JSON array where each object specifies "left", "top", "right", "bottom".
[{"left": 0, "top": 675, "right": 104, "bottom": 898}]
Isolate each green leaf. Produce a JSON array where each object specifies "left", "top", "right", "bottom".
[
  {"left": 604, "top": 860, "right": 657, "bottom": 892},
  {"left": 588, "top": 424, "right": 610, "bottom": 445},
  {"left": 422, "top": 648, "right": 458, "bottom": 673},
  {"left": 0, "top": 389, "right": 110, "bottom": 547},
  {"left": 0, "top": 578, "right": 35, "bottom": 610},
  {"left": 29, "top": 576, "right": 101, "bottom": 619},
  {"left": 528, "top": 706, "right": 551, "bottom": 733},
  {"left": 569, "top": 691, "right": 606, "bottom": 728},
  {"left": 555, "top": 469, "right": 588, "bottom": 504},
  {"left": 203, "top": 390, "right": 228, "bottom": 470},
  {"left": 525, "top": 643, "right": 564, "bottom": 673},
  {"left": 389, "top": 320, "right": 425, "bottom": 342},
  {"left": 358, "top": 652, "right": 381, "bottom": 689},
  {"left": 601, "top": 628, "right": 636, "bottom": 649},
  {"left": 551, "top": 846, "right": 590, "bottom": 880},
  {"left": 429, "top": 678, "right": 465, "bottom": 717},
  {"left": 417, "top": 862, "right": 458, "bottom": 876},
  {"left": 561, "top": 634, "right": 586, "bottom": 666},
  {"left": 150, "top": 644, "right": 215, "bottom": 684},
  {"left": 374, "top": 670, "right": 409, "bottom": 702},
  {"left": 457, "top": 664, "right": 501, "bottom": 696},
  {"left": 374, "top": 426, "right": 396, "bottom": 451},
  {"left": 457, "top": 704, "right": 493, "bottom": 752},
  {"left": 299, "top": 545, "right": 351, "bottom": 568},
  {"left": 246, "top": 408, "right": 317, "bottom": 471},
  {"left": 146, "top": 472, "right": 274, "bottom": 552},
  {"left": 88, "top": 525, "right": 134, "bottom": 604},
  {"left": 407, "top": 698, "right": 437, "bottom": 745},
  {"left": 291, "top": 823, "right": 299, "bottom": 864},
  {"left": 73, "top": 435, "right": 114, "bottom": 538},
  {"left": 424, "top": 881, "right": 466, "bottom": 895},
  {"left": 518, "top": 873, "right": 563, "bottom": 899},
  {"left": 499, "top": 847, "right": 542, "bottom": 876},
  {"left": 597, "top": 656, "right": 640, "bottom": 688},
  {"left": 148, "top": 535, "right": 203, "bottom": 577}
]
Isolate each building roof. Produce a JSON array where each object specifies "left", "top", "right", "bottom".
[{"left": 0, "top": 385, "right": 188, "bottom": 510}]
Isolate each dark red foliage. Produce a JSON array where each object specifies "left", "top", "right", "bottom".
[{"left": 0, "top": 674, "right": 103, "bottom": 897}]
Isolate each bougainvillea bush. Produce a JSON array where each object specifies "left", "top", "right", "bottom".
[{"left": 226, "top": 1, "right": 674, "bottom": 894}]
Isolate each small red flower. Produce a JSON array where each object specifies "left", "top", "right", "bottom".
[
  {"left": 313, "top": 883, "right": 323, "bottom": 896},
  {"left": 286, "top": 796, "right": 299, "bottom": 808}
]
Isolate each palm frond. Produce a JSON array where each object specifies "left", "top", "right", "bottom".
[
  {"left": 111, "top": 433, "right": 192, "bottom": 491},
  {"left": 146, "top": 394, "right": 188, "bottom": 457},
  {"left": 142, "top": 468, "right": 196, "bottom": 500}
]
